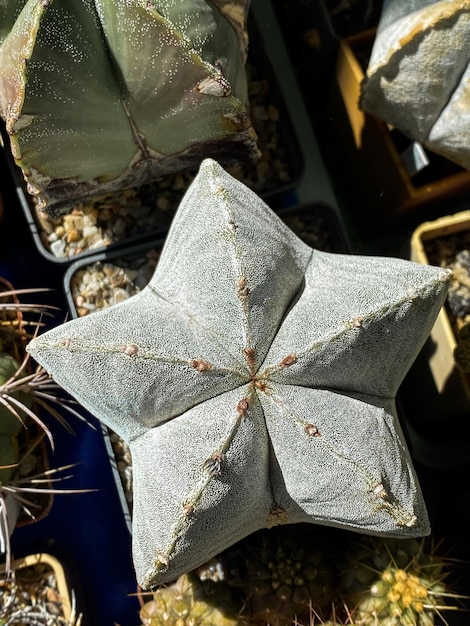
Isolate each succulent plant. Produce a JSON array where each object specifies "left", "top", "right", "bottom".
[
  {"left": 360, "top": 0, "right": 470, "bottom": 170},
  {"left": 0, "top": 0, "right": 259, "bottom": 216},
  {"left": 0, "top": 278, "right": 90, "bottom": 573},
  {"left": 139, "top": 571, "right": 242, "bottom": 626},
  {"left": 28, "top": 159, "right": 451, "bottom": 589},
  {"left": 339, "top": 536, "right": 467, "bottom": 626},
  {"left": 132, "top": 528, "right": 466, "bottom": 626}
]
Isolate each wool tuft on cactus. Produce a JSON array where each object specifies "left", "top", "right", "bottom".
[{"left": 0, "top": 0, "right": 258, "bottom": 216}]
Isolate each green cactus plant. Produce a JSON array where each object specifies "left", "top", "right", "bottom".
[
  {"left": 339, "top": 536, "right": 467, "bottom": 626},
  {"left": 225, "top": 525, "right": 336, "bottom": 626},
  {"left": 139, "top": 571, "right": 243, "bottom": 626},
  {"left": 0, "top": 277, "right": 90, "bottom": 573},
  {"left": 131, "top": 528, "right": 466, "bottom": 626},
  {"left": 0, "top": 0, "right": 259, "bottom": 216}
]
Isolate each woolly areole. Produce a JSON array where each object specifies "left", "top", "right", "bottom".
[{"left": 28, "top": 159, "right": 451, "bottom": 588}]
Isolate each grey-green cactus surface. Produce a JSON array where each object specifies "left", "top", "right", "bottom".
[
  {"left": 27, "top": 159, "right": 451, "bottom": 589},
  {"left": 360, "top": 0, "right": 470, "bottom": 169},
  {"left": 0, "top": 0, "right": 258, "bottom": 215}
]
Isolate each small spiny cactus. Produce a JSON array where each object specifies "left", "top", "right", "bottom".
[
  {"left": 339, "top": 536, "right": 466, "bottom": 626},
  {"left": 133, "top": 529, "right": 467, "bottom": 626},
  {"left": 0, "top": 278, "right": 90, "bottom": 571},
  {"left": 225, "top": 525, "right": 337, "bottom": 626},
  {"left": 139, "top": 572, "right": 243, "bottom": 626}
]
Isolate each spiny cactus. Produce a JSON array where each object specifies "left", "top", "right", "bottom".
[
  {"left": 133, "top": 528, "right": 466, "bottom": 626},
  {"left": 0, "top": 0, "right": 258, "bottom": 216},
  {"left": 339, "top": 536, "right": 466, "bottom": 626},
  {"left": 0, "top": 278, "right": 90, "bottom": 572},
  {"left": 139, "top": 572, "right": 242, "bottom": 626},
  {"left": 0, "top": 279, "right": 85, "bottom": 443}
]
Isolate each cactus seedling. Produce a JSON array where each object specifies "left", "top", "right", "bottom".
[
  {"left": 28, "top": 159, "right": 451, "bottom": 589},
  {"left": 0, "top": 0, "right": 258, "bottom": 216}
]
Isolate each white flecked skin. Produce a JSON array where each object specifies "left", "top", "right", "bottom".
[
  {"left": 27, "top": 159, "right": 451, "bottom": 589},
  {"left": 360, "top": 0, "right": 470, "bottom": 170}
]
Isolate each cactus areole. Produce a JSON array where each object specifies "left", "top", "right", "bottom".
[
  {"left": 28, "top": 160, "right": 451, "bottom": 589},
  {"left": 0, "top": 0, "right": 258, "bottom": 216}
]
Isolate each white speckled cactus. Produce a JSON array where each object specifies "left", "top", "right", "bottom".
[
  {"left": 0, "top": 0, "right": 258, "bottom": 215},
  {"left": 360, "top": 0, "right": 470, "bottom": 169},
  {"left": 28, "top": 159, "right": 451, "bottom": 589}
]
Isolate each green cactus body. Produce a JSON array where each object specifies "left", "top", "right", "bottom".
[
  {"left": 341, "top": 537, "right": 455, "bottom": 626},
  {"left": 0, "top": 434, "right": 19, "bottom": 484},
  {"left": 139, "top": 572, "right": 242, "bottom": 626},
  {"left": 0, "top": 0, "right": 258, "bottom": 215},
  {"left": 0, "top": 353, "right": 30, "bottom": 485},
  {"left": 0, "top": 352, "right": 32, "bottom": 435}
]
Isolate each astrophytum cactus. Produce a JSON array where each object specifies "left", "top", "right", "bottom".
[
  {"left": 28, "top": 159, "right": 451, "bottom": 589},
  {"left": 0, "top": 0, "right": 258, "bottom": 215},
  {"left": 360, "top": 0, "right": 470, "bottom": 169}
]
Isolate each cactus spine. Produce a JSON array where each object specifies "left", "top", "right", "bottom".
[{"left": 340, "top": 536, "right": 465, "bottom": 626}]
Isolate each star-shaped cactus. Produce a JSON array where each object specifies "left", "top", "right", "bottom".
[{"left": 28, "top": 160, "right": 451, "bottom": 589}]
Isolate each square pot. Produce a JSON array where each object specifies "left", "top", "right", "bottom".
[
  {"left": 0, "top": 553, "right": 76, "bottom": 622},
  {"left": 409, "top": 210, "right": 470, "bottom": 413}
]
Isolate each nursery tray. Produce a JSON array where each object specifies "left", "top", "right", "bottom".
[
  {"left": 62, "top": 202, "right": 348, "bottom": 530},
  {"left": 1, "top": 8, "right": 305, "bottom": 265}
]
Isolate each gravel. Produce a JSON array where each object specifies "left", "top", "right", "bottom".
[{"left": 32, "top": 58, "right": 297, "bottom": 259}]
